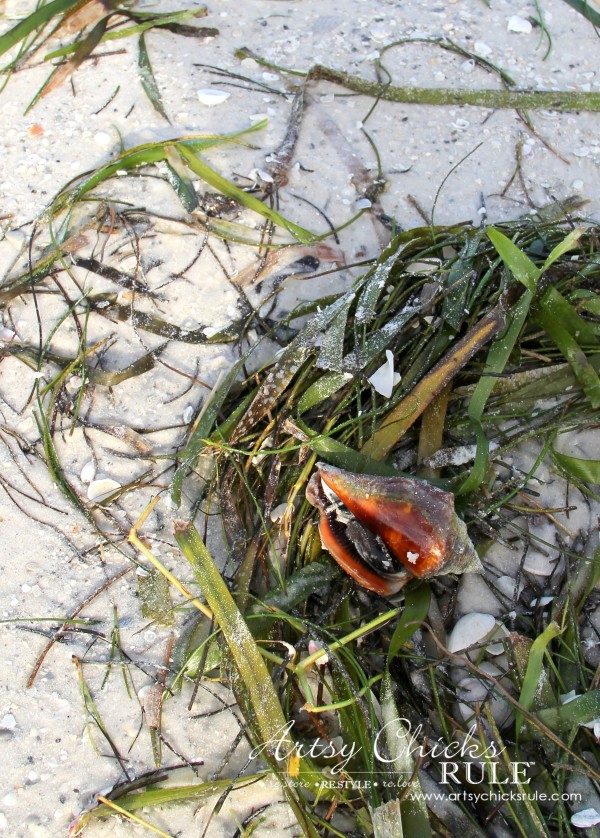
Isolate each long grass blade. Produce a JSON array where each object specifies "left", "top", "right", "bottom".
[
  {"left": 459, "top": 290, "right": 533, "bottom": 495},
  {"left": 0, "top": 0, "right": 81, "bottom": 58},
  {"left": 138, "top": 33, "right": 170, "bottom": 121},
  {"left": 380, "top": 671, "right": 431, "bottom": 836},
  {"left": 553, "top": 450, "right": 600, "bottom": 484},
  {"left": 362, "top": 296, "right": 511, "bottom": 460},
  {"left": 387, "top": 585, "right": 431, "bottom": 664},
  {"left": 36, "top": 15, "right": 109, "bottom": 103},
  {"left": 306, "top": 64, "right": 600, "bottom": 112},
  {"left": 516, "top": 621, "right": 562, "bottom": 734},
  {"left": 173, "top": 520, "right": 321, "bottom": 837},
  {"left": 175, "top": 143, "right": 317, "bottom": 244},
  {"left": 560, "top": 0, "right": 600, "bottom": 27}
]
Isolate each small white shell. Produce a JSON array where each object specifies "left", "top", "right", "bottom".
[
  {"left": 507, "top": 15, "right": 532, "bottom": 34},
  {"left": 571, "top": 809, "right": 600, "bottom": 829},
  {"left": 584, "top": 718, "right": 600, "bottom": 739},
  {"left": 448, "top": 613, "right": 496, "bottom": 653},
  {"left": 456, "top": 665, "right": 512, "bottom": 727},
  {"left": 474, "top": 41, "right": 492, "bottom": 56},
  {"left": 87, "top": 478, "right": 121, "bottom": 503},
  {"left": 0, "top": 713, "right": 17, "bottom": 731},
  {"left": 248, "top": 167, "right": 274, "bottom": 184},
  {"left": 80, "top": 460, "right": 96, "bottom": 484},
  {"left": 530, "top": 595, "right": 554, "bottom": 607},
  {"left": 368, "top": 350, "right": 401, "bottom": 398},
  {"left": 308, "top": 640, "right": 329, "bottom": 664},
  {"left": 197, "top": 88, "right": 230, "bottom": 106},
  {"left": 406, "top": 259, "right": 441, "bottom": 274},
  {"left": 486, "top": 623, "right": 510, "bottom": 656},
  {"left": 523, "top": 549, "right": 558, "bottom": 576}
]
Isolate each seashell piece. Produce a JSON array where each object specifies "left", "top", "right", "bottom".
[
  {"left": 80, "top": 460, "right": 96, "bottom": 484},
  {"left": 197, "top": 88, "right": 230, "bottom": 106},
  {"left": 457, "top": 661, "right": 512, "bottom": 727},
  {"left": 306, "top": 464, "right": 481, "bottom": 596},
  {"left": 87, "top": 478, "right": 121, "bottom": 503},
  {"left": 507, "top": 15, "right": 532, "bottom": 34},
  {"left": 474, "top": 41, "right": 492, "bottom": 56},
  {"left": 447, "top": 613, "right": 496, "bottom": 653},
  {"left": 571, "top": 809, "right": 600, "bottom": 829},
  {"left": 368, "top": 350, "right": 401, "bottom": 398}
]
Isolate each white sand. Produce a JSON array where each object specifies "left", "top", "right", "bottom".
[{"left": 1, "top": 0, "right": 599, "bottom": 835}]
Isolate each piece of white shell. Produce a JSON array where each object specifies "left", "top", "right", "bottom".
[
  {"left": 80, "top": 460, "right": 96, "bottom": 484},
  {"left": 182, "top": 404, "right": 194, "bottom": 424},
  {"left": 248, "top": 167, "right": 274, "bottom": 184},
  {"left": 0, "top": 713, "right": 17, "bottom": 731},
  {"left": 507, "top": 15, "right": 532, "bottom": 34},
  {"left": 251, "top": 434, "right": 274, "bottom": 466},
  {"left": 530, "top": 595, "right": 554, "bottom": 607},
  {"left": 448, "top": 612, "right": 496, "bottom": 653},
  {"left": 65, "top": 375, "right": 83, "bottom": 394},
  {"left": 457, "top": 676, "right": 488, "bottom": 705},
  {"left": 368, "top": 350, "right": 401, "bottom": 398},
  {"left": 480, "top": 661, "right": 512, "bottom": 725},
  {"left": 584, "top": 718, "right": 600, "bottom": 739},
  {"left": 197, "top": 88, "right": 230, "bottom": 106},
  {"left": 486, "top": 623, "right": 510, "bottom": 656},
  {"left": 571, "top": 808, "right": 600, "bottom": 829},
  {"left": 456, "top": 662, "right": 512, "bottom": 726},
  {"left": 87, "top": 478, "right": 121, "bottom": 503},
  {"left": 523, "top": 549, "right": 558, "bottom": 576}
]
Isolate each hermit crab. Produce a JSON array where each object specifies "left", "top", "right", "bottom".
[{"left": 306, "top": 464, "right": 481, "bottom": 596}]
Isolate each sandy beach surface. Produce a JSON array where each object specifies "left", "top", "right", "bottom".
[{"left": 1, "top": 0, "right": 599, "bottom": 835}]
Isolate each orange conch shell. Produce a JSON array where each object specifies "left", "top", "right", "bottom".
[{"left": 306, "top": 464, "right": 481, "bottom": 596}]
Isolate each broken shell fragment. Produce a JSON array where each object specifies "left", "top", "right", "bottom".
[
  {"left": 87, "top": 478, "right": 121, "bottom": 503},
  {"left": 368, "top": 350, "right": 401, "bottom": 398},
  {"left": 447, "top": 612, "right": 497, "bottom": 653},
  {"left": 306, "top": 464, "right": 481, "bottom": 596}
]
